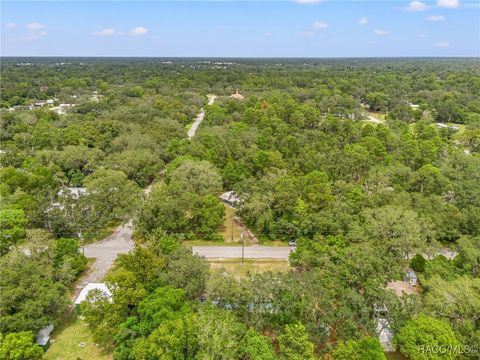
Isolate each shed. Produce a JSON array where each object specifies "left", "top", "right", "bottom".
[
  {"left": 219, "top": 191, "right": 241, "bottom": 208},
  {"left": 404, "top": 268, "right": 417, "bottom": 287},
  {"left": 36, "top": 324, "right": 54, "bottom": 350},
  {"left": 75, "top": 283, "right": 112, "bottom": 314}
]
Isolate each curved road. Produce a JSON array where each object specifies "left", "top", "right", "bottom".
[{"left": 73, "top": 221, "right": 134, "bottom": 299}]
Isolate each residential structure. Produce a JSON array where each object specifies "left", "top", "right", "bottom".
[{"left": 75, "top": 282, "right": 112, "bottom": 314}]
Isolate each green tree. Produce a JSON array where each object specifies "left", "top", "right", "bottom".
[
  {"left": 331, "top": 336, "right": 386, "bottom": 360},
  {"left": 411, "top": 254, "right": 426, "bottom": 273},
  {"left": 0, "top": 332, "right": 43, "bottom": 360},
  {"left": 366, "top": 92, "right": 391, "bottom": 112},
  {"left": 0, "top": 251, "right": 68, "bottom": 333},
  {"left": 169, "top": 159, "right": 223, "bottom": 196},
  {"left": 239, "top": 328, "right": 276, "bottom": 360},
  {"left": 0, "top": 209, "right": 27, "bottom": 255},
  {"left": 278, "top": 322, "right": 316, "bottom": 360},
  {"left": 396, "top": 315, "right": 461, "bottom": 360}
]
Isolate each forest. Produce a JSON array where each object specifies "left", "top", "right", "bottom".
[{"left": 0, "top": 57, "right": 479, "bottom": 360}]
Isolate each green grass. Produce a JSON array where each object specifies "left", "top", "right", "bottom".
[
  {"left": 210, "top": 259, "right": 291, "bottom": 278},
  {"left": 43, "top": 317, "right": 112, "bottom": 360},
  {"left": 258, "top": 239, "right": 289, "bottom": 247}
]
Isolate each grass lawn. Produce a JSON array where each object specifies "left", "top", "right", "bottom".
[
  {"left": 44, "top": 317, "right": 112, "bottom": 360},
  {"left": 210, "top": 259, "right": 290, "bottom": 278}
]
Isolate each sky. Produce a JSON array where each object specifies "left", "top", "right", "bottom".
[{"left": 1, "top": 0, "right": 479, "bottom": 57}]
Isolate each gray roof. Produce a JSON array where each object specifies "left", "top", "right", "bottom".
[{"left": 36, "top": 324, "right": 54, "bottom": 346}]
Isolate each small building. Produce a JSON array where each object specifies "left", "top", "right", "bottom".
[
  {"left": 75, "top": 283, "right": 112, "bottom": 314},
  {"left": 36, "top": 324, "right": 54, "bottom": 351},
  {"left": 219, "top": 191, "right": 241, "bottom": 208},
  {"left": 404, "top": 268, "right": 417, "bottom": 287},
  {"left": 230, "top": 89, "right": 244, "bottom": 100}
]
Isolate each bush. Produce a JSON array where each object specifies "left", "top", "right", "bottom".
[{"left": 410, "top": 254, "right": 426, "bottom": 272}]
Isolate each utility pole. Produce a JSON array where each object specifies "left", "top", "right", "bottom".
[
  {"left": 241, "top": 232, "right": 244, "bottom": 262},
  {"left": 231, "top": 217, "right": 234, "bottom": 242}
]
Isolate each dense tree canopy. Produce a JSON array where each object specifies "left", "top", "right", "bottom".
[{"left": 0, "top": 57, "right": 479, "bottom": 359}]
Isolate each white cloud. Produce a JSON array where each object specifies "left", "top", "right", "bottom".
[
  {"left": 294, "top": 0, "right": 323, "bottom": 4},
  {"left": 27, "top": 22, "right": 44, "bottom": 30},
  {"left": 437, "top": 0, "right": 459, "bottom": 8},
  {"left": 130, "top": 26, "right": 148, "bottom": 36},
  {"left": 24, "top": 30, "right": 47, "bottom": 41},
  {"left": 435, "top": 41, "right": 450, "bottom": 47},
  {"left": 298, "top": 31, "right": 315, "bottom": 37},
  {"left": 407, "top": 1, "right": 428, "bottom": 11},
  {"left": 5, "top": 22, "right": 16, "bottom": 29},
  {"left": 426, "top": 15, "right": 446, "bottom": 21},
  {"left": 358, "top": 17, "right": 368, "bottom": 25},
  {"left": 93, "top": 28, "right": 116, "bottom": 36},
  {"left": 265, "top": 32, "right": 273, "bottom": 37},
  {"left": 313, "top": 21, "right": 328, "bottom": 29},
  {"left": 373, "top": 29, "right": 388, "bottom": 35}
]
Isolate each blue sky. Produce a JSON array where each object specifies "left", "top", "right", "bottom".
[{"left": 1, "top": 0, "right": 479, "bottom": 57}]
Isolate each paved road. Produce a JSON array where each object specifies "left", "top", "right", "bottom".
[
  {"left": 192, "top": 245, "right": 293, "bottom": 259},
  {"left": 72, "top": 221, "right": 134, "bottom": 299}
]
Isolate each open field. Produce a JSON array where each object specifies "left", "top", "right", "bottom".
[
  {"left": 210, "top": 259, "right": 291, "bottom": 278},
  {"left": 44, "top": 318, "right": 112, "bottom": 360}
]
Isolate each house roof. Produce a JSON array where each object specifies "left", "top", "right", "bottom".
[
  {"left": 75, "top": 283, "right": 112, "bottom": 305},
  {"left": 405, "top": 268, "right": 417, "bottom": 279},
  {"left": 230, "top": 90, "right": 244, "bottom": 100},
  {"left": 219, "top": 191, "right": 240, "bottom": 205},
  {"left": 36, "top": 324, "right": 54, "bottom": 346}
]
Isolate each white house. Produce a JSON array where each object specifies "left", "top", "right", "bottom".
[
  {"left": 75, "top": 283, "right": 112, "bottom": 313},
  {"left": 219, "top": 191, "right": 241, "bottom": 207}
]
